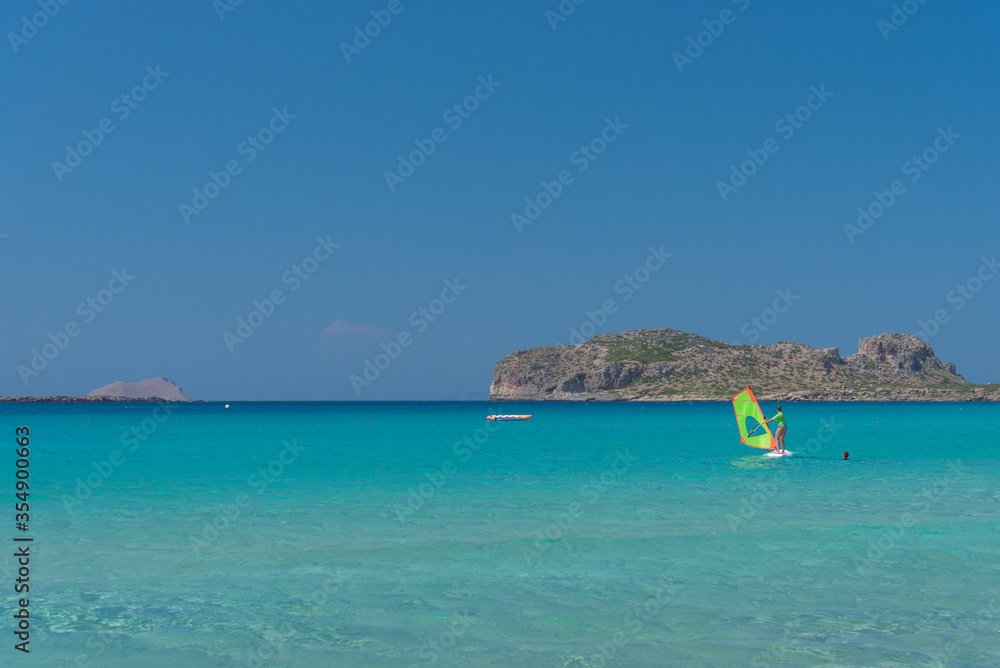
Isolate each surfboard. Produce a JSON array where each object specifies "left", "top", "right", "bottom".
[{"left": 764, "top": 450, "right": 794, "bottom": 458}]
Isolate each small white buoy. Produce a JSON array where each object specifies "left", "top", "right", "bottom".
[{"left": 225, "top": 404, "right": 230, "bottom": 408}]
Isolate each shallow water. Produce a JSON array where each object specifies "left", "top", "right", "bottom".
[{"left": 4, "top": 401, "right": 998, "bottom": 666}]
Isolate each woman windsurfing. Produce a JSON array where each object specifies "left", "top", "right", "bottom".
[{"left": 763, "top": 405, "right": 787, "bottom": 454}]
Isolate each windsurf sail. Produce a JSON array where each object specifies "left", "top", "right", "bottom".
[{"left": 732, "top": 387, "right": 776, "bottom": 450}]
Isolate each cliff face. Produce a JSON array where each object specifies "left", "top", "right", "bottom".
[
  {"left": 489, "top": 329, "right": 993, "bottom": 402},
  {"left": 88, "top": 377, "right": 192, "bottom": 401},
  {"left": 847, "top": 332, "right": 965, "bottom": 381}
]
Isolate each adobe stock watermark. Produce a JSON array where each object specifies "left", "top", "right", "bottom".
[
  {"left": 878, "top": 0, "right": 930, "bottom": 41},
  {"left": 716, "top": 84, "right": 833, "bottom": 202},
  {"left": 737, "top": 288, "right": 799, "bottom": 343},
  {"left": 913, "top": 254, "right": 997, "bottom": 342},
  {"left": 520, "top": 449, "right": 637, "bottom": 566},
  {"left": 56, "top": 632, "right": 125, "bottom": 668},
  {"left": 511, "top": 116, "right": 628, "bottom": 234},
  {"left": 179, "top": 106, "right": 296, "bottom": 224},
  {"left": 213, "top": 0, "right": 246, "bottom": 21},
  {"left": 927, "top": 590, "right": 1000, "bottom": 667},
  {"left": 340, "top": 0, "right": 415, "bottom": 63},
  {"left": 16, "top": 268, "right": 135, "bottom": 386},
  {"left": 51, "top": 65, "right": 170, "bottom": 182},
  {"left": 349, "top": 278, "right": 467, "bottom": 395},
  {"left": 188, "top": 438, "right": 304, "bottom": 557},
  {"left": 223, "top": 236, "right": 339, "bottom": 353},
  {"left": 243, "top": 567, "right": 349, "bottom": 667},
  {"left": 843, "top": 126, "right": 959, "bottom": 244},
  {"left": 565, "top": 578, "right": 680, "bottom": 668},
  {"left": 726, "top": 418, "right": 841, "bottom": 534},
  {"left": 7, "top": 0, "right": 73, "bottom": 54},
  {"left": 384, "top": 419, "right": 501, "bottom": 523},
  {"left": 852, "top": 459, "right": 965, "bottom": 575},
  {"left": 384, "top": 75, "right": 501, "bottom": 192},
  {"left": 545, "top": 0, "right": 590, "bottom": 31},
  {"left": 559, "top": 246, "right": 671, "bottom": 345},
  {"left": 407, "top": 613, "right": 479, "bottom": 667},
  {"left": 61, "top": 403, "right": 176, "bottom": 515},
  {"left": 749, "top": 628, "right": 805, "bottom": 667},
  {"left": 672, "top": 0, "right": 752, "bottom": 73}
]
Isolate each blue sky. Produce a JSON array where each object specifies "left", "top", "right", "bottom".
[{"left": 2, "top": 0, "right": 998, "bottom": 400}]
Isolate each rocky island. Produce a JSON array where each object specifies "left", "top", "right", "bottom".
[
  {"left": 489, "top": 330, "right": 999, "bottom": 402},
  {"left": 1, "top": 377, "right": 193, "bottom": 402},
  {"left": 88, "top": 377, "right": 192, "bottom": 401}
]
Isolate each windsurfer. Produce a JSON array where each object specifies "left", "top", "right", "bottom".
[{"left": 763, "top": 405, "right": 787, "bottom": 454}]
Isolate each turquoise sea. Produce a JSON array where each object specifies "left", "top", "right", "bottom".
[{"left": 3, "top": 401, "right": 999, "bottom": 666}]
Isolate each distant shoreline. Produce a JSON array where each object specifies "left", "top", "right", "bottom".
[
  {"left": 490, "top": 394, "right": 999, "bottom": 403},
  {"left": 0, "top": 397, "right": 996, "bottom": 404},
  {"left": 0, "top": 396, "right": 192, "bottom": 403}
]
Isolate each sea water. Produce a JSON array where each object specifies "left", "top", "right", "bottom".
[{"left": 3, "top": 401, "right": 998, "bottom": 666}]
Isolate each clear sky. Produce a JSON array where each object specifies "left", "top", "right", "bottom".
[{"left": 2, "top": 1, "right": 998, "bottom": 400}]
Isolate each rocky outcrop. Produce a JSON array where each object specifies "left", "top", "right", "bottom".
[
  {"left": 88, "top": 377, "right": 192, "bottom": 401},
  {"left": 847, "top": 333, "right": 937, "bottom": 376},
  {"left": 813, "top": 347, "right": 843, "bottom": 373},
  {"left": 585, "top": 362, "right": 644, "bottom": 391},
  {"left": 489, "top": 329, "right": 988, "bottom": 402},
  {"left": 557, "top": 373, "right": 586, "bottom": 393}
]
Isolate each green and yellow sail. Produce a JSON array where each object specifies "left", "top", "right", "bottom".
[{"left": 732, "top": 387, "right": 776, "bottom": 450}]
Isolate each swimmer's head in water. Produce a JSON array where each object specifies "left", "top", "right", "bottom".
[{"left": 843, "top": 451, "right": 849, "bottom": 460}]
